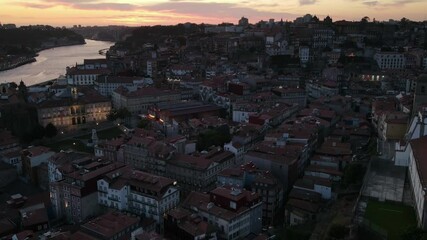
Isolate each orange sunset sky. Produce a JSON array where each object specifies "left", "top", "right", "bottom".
[{"left": 0, "top": 0, "right": 426, "bottom": 26}]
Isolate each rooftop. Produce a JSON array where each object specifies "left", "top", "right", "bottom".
[{"left": 81, "top": 211, "right": 139, "bottom": 238}]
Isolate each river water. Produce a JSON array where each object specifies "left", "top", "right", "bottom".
[{"left": 0, "top": 39, "right": 113, "bottom": 86}]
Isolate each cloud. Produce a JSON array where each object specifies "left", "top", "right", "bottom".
[
  {"left": 351, "top": 0, "right": 422, "bottom": 8},
  {"left": 18, "top": 0, "right": 145, "bottom": 11},
  {"left": 362, "top": 1, "right": 378, "bottom": 6},
  {"left": 17, "top": 2, "right": 54, "bottom": 9},
  {"left": 144, "top": 1, "right": 298, "bottom": 22},
  {"left": 299, "top": 0, "right": 317, "bottom": 5}
]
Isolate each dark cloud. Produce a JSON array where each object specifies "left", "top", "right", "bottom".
[
  {"left": 351, "top": 0, "right": 421, "bottom": 7},
  {"left": 299, "top": 0, "right": 317, "bottom": 5},
  {"left": 362, "top": 1, "right": 378, "bottom": 6}
]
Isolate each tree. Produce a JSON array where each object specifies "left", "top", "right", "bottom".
[
  {"left": 196, "top": 125, "right": 231, "bottom": 151},
  {"left": 361, "top": 16, "right": 370, "bottom": 23},
  {"left": 32, "top": 124, "right": 45, "bottom": 139},
  {"left": 9, "top": 82, "right": 18, "bottom": 89},
  {"left": 138, "top": 118, "right": 150, "bottom": 129},
  {"left": 18, "top": 80, "right": 28, "bottom": 102},
  {"left": 45, "top": 123, "right": 58, "bottom": 138},
  {"left": 312, "top": 15, "right": 319, "bottom": 23},
  {"left": 107, "top": 107, "right": 131, "bottom": 121},
  {"left": 342, "top": 163, "right": 366, "bottom": 187},
  {"left": 401, "top": 226, "right": 427, "bottom": 240},
  {"left": 329, "top": 224, "right": 349, "bottom": 239}
]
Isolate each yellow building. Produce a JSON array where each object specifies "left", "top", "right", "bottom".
[{"left": 37, "top": 86, "right": 111, "bottom": 130}]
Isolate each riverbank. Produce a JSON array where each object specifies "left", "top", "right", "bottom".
[
  {"left": 0, "top": 40, "right": 85, "bottom": 72},
  {"left": 0, "top": 39, "right": 113, "bottom": 85},
  {"left": 0, "top": 56, "right": 37, "bottom": 71}
]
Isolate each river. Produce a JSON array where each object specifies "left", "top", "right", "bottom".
[{"left": 0, "top": 39, "right": 113, "bottom": 86}]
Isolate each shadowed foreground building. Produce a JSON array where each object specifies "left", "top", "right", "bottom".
[{"left": 182, "top": 187, "right": 262, "bottom": 240}]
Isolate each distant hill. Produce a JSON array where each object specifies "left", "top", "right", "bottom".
[
  {"left": 0, "top": 25, "right": 85, "bottom": 55},
  {"left": 70, "top": 26, "right": 135, "bottom": 42}
]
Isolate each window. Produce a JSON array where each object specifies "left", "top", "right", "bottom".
[
  {"left": 421, "top": 86, "right": 426, "bottom": 94},
  {"left": 230, "top": 201, "right": 237, "bottom": 209}
]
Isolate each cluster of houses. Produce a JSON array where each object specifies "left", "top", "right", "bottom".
[{"left": 0, "top": 14, "right": 427, "bottom": 240}]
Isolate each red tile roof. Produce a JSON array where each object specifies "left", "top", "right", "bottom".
[{"left": 81, "top": 211, "right": 139, "bottom": 238}]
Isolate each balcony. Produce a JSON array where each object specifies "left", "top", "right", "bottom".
[
  {"left": 129, "top": 198, "right": 157, "bottom": 207},
  {"left": 108, "top": 196, "right": 120, "bottom": 202}
]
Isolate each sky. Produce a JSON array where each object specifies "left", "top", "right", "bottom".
[{"left": 0, "top": 0, "right": 426, "bottom": 27}]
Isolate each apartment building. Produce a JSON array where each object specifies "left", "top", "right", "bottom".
[
  {"left": 166, "top": 148, "right": 235, "bottom": 193},
  {"left": 49, "top": 157, "right": 126, "bottom": 223},
  {"left": 97, "top": 168, "right": 179, "bottom": 230},
  {"left": 112, "top": 86, "right": 181, "bottom": 114},
  {"left": 183, "top": 187, "right": 263, "bottom": 240}
]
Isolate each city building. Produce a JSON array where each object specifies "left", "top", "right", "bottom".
[
  {"left": 36, "top": 86, "right": 111, "bottom": 130},
  {"left": 112, "top": 86, "right": 181, "bottom": 114},
  {"left": 182, "top": 187, "right": 263, "bottom": 240},
  {"left": 408, "top": 136, "right": 427, "bottom": 229},
  {"left": 22, "top": 146, "right": 55, "bottom": 184},
  {"left": 166, "top": 148, "right": 235, "bottom": 193},
  {"left": 374, "top": 52, "right": 406, "bottom": 70},
  {"left": 66, "top": 59, "right": 110, "bottom": 85},
  {"left": 49, "top": 157, "right": 126, "bottom": 223},
  {"left": 123, "top": 135, "right": 175, "bottom": 176},
  {"left": 164, "top": 208, "right": 218, "bottom": 240},
  {"left": 94, "top": 75, "right": 148, "bottom": 97},
  {"left": 0, "top": 130, "right": 21, "bottom": 155},
  {"left": 97, "top": 168, "right": 179, "bottom": 230},
  {"left": 79, "top": 211, "right": 140, "bottom": 240},
  {"left": 252, "top": 172, "right": 284, "bottom": 226}
]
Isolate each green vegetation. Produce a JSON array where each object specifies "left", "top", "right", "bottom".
[
  {"left": 46, "top": 139, "right": 91, "bottom": 153},
  {"left": 137, "top": 118, "right": 151, "bottom": 129},
  {"left": 196, "top": 125, "right": 232, "bottom": 151},
  {"left": 107, "top": 107, "right": 131, "bottom": 121},
  {"left": 328, "top": 224, "right": 349, "bottom": 239},
  {"left": 77, "top": 127, "right": 123, "bottom": 140},
  {"left": 401, "top": 226, "right": 427, "bottom": 240},
  {"left": 45, "top": 123, "right": 58, "bottom": 138},
  {"left": 0, "top": 25, "right": 84, "bottom": 55},
  {"left": 342, "top": 163, "right": 366, "bottom": 187},
  {"left": 364, "top": 200, "right": 417, "bottom": 240},
  {"left": 275, "top": 224, "right": 314, "bottom": 240},
  {"left": 0, "top": 102, "right": 42, "bottom": 143}
]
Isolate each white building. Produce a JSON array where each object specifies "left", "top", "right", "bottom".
[
  {"left": 97, "top": 169, "right": 179, "bottom": 229},
  {"left": 224, "top": 141, "right": 245, "bottom": 164},
  {"left": 299, "top": 46, "right": 310, "bottom": 64},
  {"left": 183, "top": 187, "right": 263, "bottom": 240},
  {"left": 66, "top": 59, "right": 110, "bottom": 85},
  {"left": 94, "top": 76, "right": 147, "bottom": 96},
  {"left": 394, "top": 107, "right": 427, "bottom": 166},
  {"left": 66, "top": 67, "right": 111, "bottom": 85},
  {"left": 374, "top": 52, "right": 406, "bottom": 70},
  {"left": 408, "top": 136, "right": 427, "bottom": 229}
]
